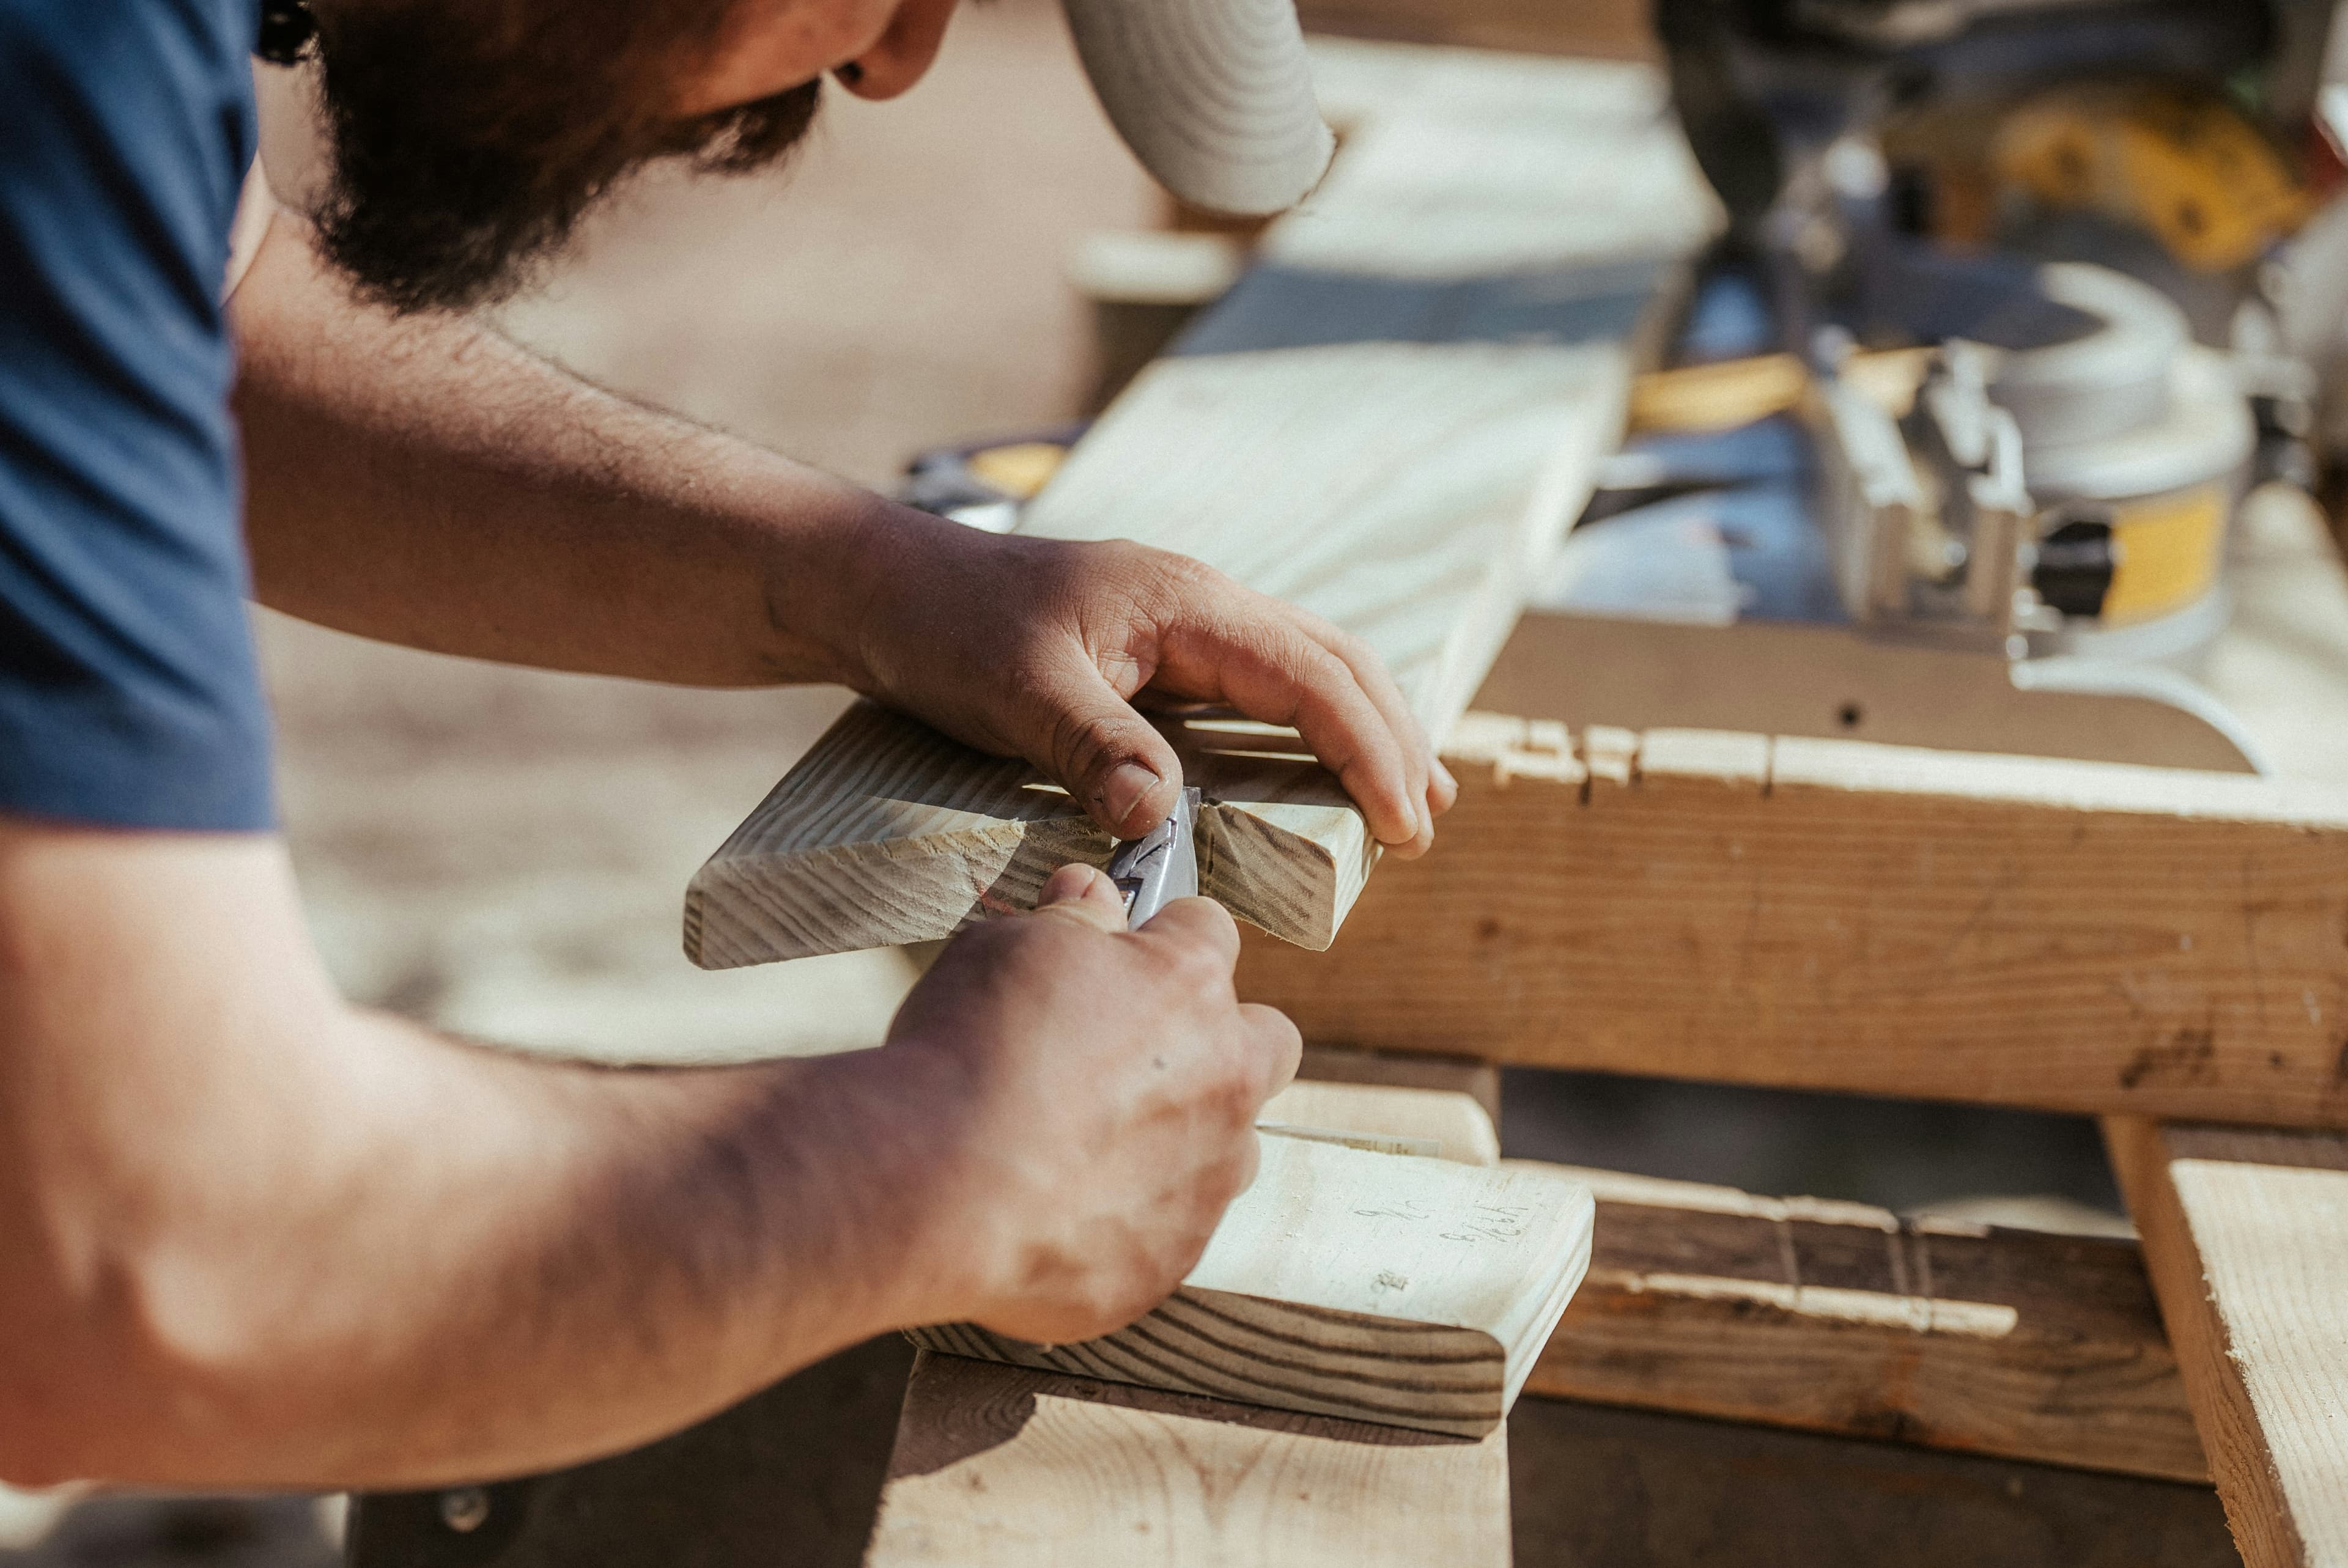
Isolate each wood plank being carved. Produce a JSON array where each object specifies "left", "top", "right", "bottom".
[
  {"left": 1239, "top": 715, "right": 2348, "bottom": 1128},
  {"left": 867, "top": 1080, "right": 1516, "bottom": 1566},
  {"left": 864, "top": 1353, "right": 1511, "bottom": 1568},
  {"left": 2106, "top": 1119, "right": 2348, "bottom": 1567},
  {"left": 907, "top": 1133, "right": 1593, "bottom": 1439},
  {"left": 687, "top": 344, "right": 1625, "bottom": 966},
  {"left": 1534, "top": 1166, "right": 2206, "bottom": 1484}
]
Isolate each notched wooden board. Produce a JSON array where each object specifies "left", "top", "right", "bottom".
[
  {"left": 685, "top": 704, "right": 1371, "bottom": 966},
  {"left": 906, "top": 1133, "right": 1594, "bottom": 1438}
]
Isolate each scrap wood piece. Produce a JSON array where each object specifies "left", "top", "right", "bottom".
[
  {"left": 1532, "top": 1165, "right": 2206, "bottom": 1484},
  {"left": 1238, "top": 714, "right": 2348, "bottom": 1128},
  {"left": 2106, "top": 1119, "right": 2348, "bottom": 1567},
  {"left": 865, "top": 1353, "right": 1510, "bottom": 1568},
  {"left": 688, "top": 342, "right": 1625, "bottom": 968},
  {"left": 907, "top": 1132, "right": 1593, "bottom": 1439}
]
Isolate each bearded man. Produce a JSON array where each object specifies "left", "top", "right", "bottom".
[{"left": 0, "top": 0, "right": 1452, "bottom": 1486}]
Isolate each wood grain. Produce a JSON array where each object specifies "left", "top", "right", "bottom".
[
  {"left": 687, "top": 343, "right": 1625, "bottom": 966},
  {"left": 686, "top": 704, "right": 1370, "bottom": 965},
  {"left": 864, "top": 1353, "right": 1510, "bottom": 1567},
  {"left": 907, "top": 1133, "right": 1592, "bottom": 1438},
  {"left": 2107, "top": 1119, "right": 2348, "bottom": 1566},
  {"left": 1239, "top": 713, "right": 2348, "bottom": 1128},
  {"left": 1534, "top": 1165, "right": 2206, "bottom": 1484}
]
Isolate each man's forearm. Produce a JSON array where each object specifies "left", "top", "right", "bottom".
[
  {"left": 231, "top": 209, "right": 895, "bottom": 690},
  {"left": 0, "top": 827, "right": 966, "bottom": 1489}
]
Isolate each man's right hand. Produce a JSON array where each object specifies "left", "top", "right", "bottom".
[{"left": 882, "top": 863, "right": 1302, "bottom": 1345}]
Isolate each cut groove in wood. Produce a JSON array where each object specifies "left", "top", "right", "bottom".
[
  {"left": 1239, "top": 713, "right": 2348, "bottom": 1128},
  {"left": 2107, "top": 1118, "right": 2348, "bottom": 1567},
  {"left": 1532, "top": 1165, "right": 2207, "bottom": 1484},
  {"left": 907, "top": 1133, "right": 1593, "bottom": 1438}
]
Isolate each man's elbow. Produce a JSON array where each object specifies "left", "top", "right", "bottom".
[{"left": 0, "top": 1207, "right": 283, "bottom": 1487}]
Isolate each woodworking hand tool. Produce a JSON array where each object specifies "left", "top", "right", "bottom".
[{"left": 1106, "top": 786, "right": 1200, "bottom": 929}]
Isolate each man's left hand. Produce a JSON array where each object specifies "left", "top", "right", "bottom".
[{"left": 830, "top": 508, "right": 1457, "bottom": 855}]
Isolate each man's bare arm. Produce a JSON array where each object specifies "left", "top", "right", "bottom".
[
  {"left": 231, "top": 210, "right": 1453, "bottom": 852},
  {"left": 0, "top": 821, "right": 1293, "bottom": 1489}
]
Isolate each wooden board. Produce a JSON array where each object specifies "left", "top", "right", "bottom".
[
  {"left": 1532, "top": 1165, "right": 2206, "bottom": 1484},
  {"left": 864, "top": 1353, "right": 1510, "bottom": 1568},
  {"left": 1239, "top": 713, "right": 2348, "bottom": 1128},
  {"left": 687, "top": 344, "right": 1625, "bottom": 966},
  {"left": 907, "top": 1133, "right": 1593, "bottom": 1438},
  {"left": 2107, "top": 1119, "right": 2348, "bottom": 1567}
]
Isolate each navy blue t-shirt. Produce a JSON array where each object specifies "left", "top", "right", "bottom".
[{"left": 0, "top": 0, "right": 273, "bottom": 830}]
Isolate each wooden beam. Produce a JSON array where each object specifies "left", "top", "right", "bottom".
[
  {"left": 1532, "top": 1166, "right": 2206, "bottom": 1484},
  {"left": 907, "top": 1133, "right": 1592, "bottom": 1438},
  {"left": 686, "top": 342, "right": 1626, "bottom": 968},
  {"left": 866, "top": 1353, "right": 1511, "bottom": 1567},
  {"left": 1238, "top": 714, "right": 2348, "bottom": 1128},
  {"left": 2106, "top": 1119, "right": 2348, "bottom": 1567}
]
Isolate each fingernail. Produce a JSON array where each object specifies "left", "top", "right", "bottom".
[
  {"left": 1434, "top": 759, "right": 1458, "bottom": 794},
  {"left": 1037, "top": 863, "right": 1095, "bottom": 906},
  {"left": 1102, "top": 762, "right": 1159, "bottom": 831}
]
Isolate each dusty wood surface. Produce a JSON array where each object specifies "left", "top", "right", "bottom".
[
  {"left": 907, "top": 1134, "right": 1590, "bottom": 1437},
  {"left": 2108, "top": 1119, "right": 2348, "bottom": 1567},
  {"left": 865, "top": 1353, "right": 1510, "bottom": 1568},
  {"left": 1532, "top": 1165, "right": 2206, "bottom": 1483},
  {"left": 1239, "top": 713, "right": 2348, "bottom": 1128}
]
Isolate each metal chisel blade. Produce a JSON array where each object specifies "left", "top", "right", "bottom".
[{"left": 1106, "top": 786, "right": 1201, "bottom": 929}]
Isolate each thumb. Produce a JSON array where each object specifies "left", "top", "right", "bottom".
[
  {"left": 1027, "top": 664, "right": 1184, "bottom": 839},
  {"left": 1032, "top": 862, "right": 1129, "bottom": 934}
]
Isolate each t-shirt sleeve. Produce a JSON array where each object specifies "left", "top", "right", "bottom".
[{"left": 0, "top": 0, "right": 274, "bottom": 831}]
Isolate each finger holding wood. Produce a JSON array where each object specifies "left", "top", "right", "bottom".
[
  {"left": 836, "top": 515, "right": 1444, "bottom": 853},
  {"left": 878, "top": 870, "right": 1302, "bottom": 1350}
]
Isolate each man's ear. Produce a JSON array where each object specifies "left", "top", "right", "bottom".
[{"left": 834, "top": 0, "right": 958, "bottom": 101}]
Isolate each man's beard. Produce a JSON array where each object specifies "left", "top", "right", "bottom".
[{"left": 309, "top": 1, "right": 822, "bottom": 314}]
